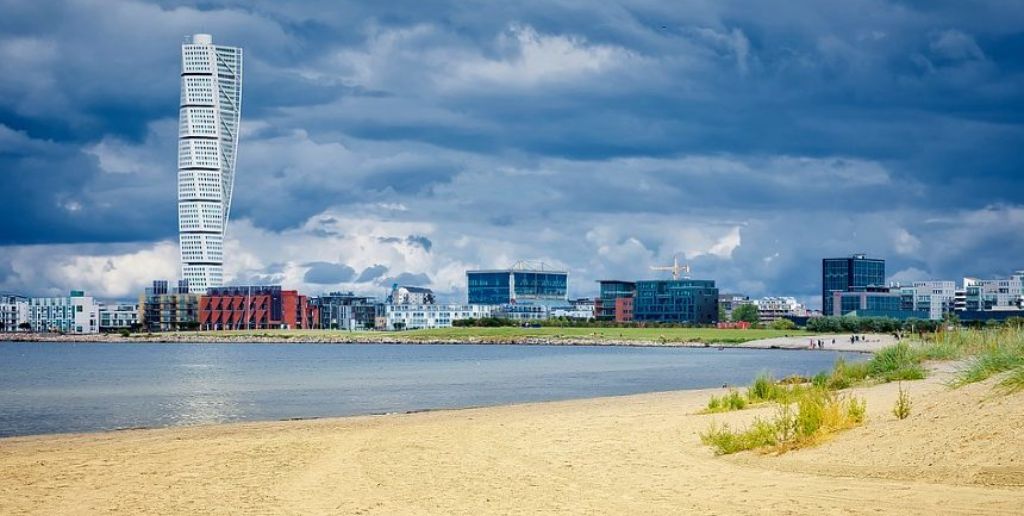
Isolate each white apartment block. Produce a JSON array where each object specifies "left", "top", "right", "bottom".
[
  {"left": 98, "top": 303, "right": 140, "bottom": 331},
  {"left": 27, "top": 291, "right": 99, "bottom": 334},
  {"left": 178, "top": 34, "right": 242, "bottom": 293},
  {"left": 1, "top": 295, "right": 28, "bottom": 332},
  {"left": 753, "top": 297, "right": 807, "bottom": 322},
  {"left": 383, "top": 304, "right": 493, "bottom": 330},
  {"left": 962, "top": 271, "right": 1024, "bottom": 312},
  {"left": 898, "top": 281, "right": 957, "bottom": 320}
]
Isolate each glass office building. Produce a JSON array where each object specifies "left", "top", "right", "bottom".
[
  {"left": 633, "top": 279, "right": 719, "bottom": 324},
  {"left": 822, "top": 255, "right": 886, "bottom": 315},
  {"left": 596, "top": 280, "right": 636, "bottom": 319},
  {"left": 467, "top": 269, "right": 568, "bottom": 305}
]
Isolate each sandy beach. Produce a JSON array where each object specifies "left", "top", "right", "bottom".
[{"left": 1, "top": 363, "right": 1021, "bottom": 515}]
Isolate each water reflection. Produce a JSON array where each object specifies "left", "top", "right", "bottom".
[{"left": 0, "top": 342, "right": 867, "bottom": 437}]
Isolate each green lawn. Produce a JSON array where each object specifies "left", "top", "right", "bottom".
[{"left": 159, "top": 327, "right": 808, "bottom": 344}]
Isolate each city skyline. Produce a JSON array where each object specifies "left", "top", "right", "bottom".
[{"left": 2, "top": 1, "right": 1023, "bottom": 307}]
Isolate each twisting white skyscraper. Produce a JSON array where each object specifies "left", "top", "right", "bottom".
[{"left": 177, "top": 34, "right": 242, "bottom": 292}]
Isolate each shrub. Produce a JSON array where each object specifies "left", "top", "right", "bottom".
[
  {"left": 893, "top": 382, "right": 911, "bottom": 420},
  {"left": 747, "top": 372, "right": 780, "bottom": 402},
  {"left": 118, "top": 328, "right": 131, "bottom": 337},
  {"left": 770, "top": 318, "right": 797, "bottom": 330},
  {"left": 704, "top": 389, "right": 748, "bottom": 413},
  {"left": 811, "top": 371, "right": 830, "bottom": 388},
  {"left": 700, "top": 388, "right": 867, "bottom": 455}
]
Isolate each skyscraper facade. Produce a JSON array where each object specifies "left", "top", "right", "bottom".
[
  {"left": 822, "top": 254, "right": 886, "bottom": 315},
  {"left": 178, "top": 34, "right": 242, "bottom": 293}
]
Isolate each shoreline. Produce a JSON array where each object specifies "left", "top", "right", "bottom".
[
  {"left": 2, "top": 363, "right": 1021, "bottom": 514},
  {"left": 0, "top": 332, "right": 892, "bottom": 353}
]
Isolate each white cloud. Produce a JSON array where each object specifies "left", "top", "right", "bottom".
[{"left": 447, "top": 25, "right": 636, "bottom": 88}]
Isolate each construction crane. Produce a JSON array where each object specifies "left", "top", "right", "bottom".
[{"left": 650, "top": 255, "right": 691, "bottom": 280}]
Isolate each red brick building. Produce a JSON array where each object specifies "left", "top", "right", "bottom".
[
  {"left": 614, "top": 296, "right": 634, "bottom": 322},
  {"left": 199, "top": 286, "right": 317, "bottom": 330}
]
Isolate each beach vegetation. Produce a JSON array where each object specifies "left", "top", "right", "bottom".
[
  {"left": 893, "top": 382, "right": 911, "bottom": 420},
  {"left": 704, "top": 389, "right": 747, "bottom": 413},
  {"left": 700, "top": 388, "right": 866, "bottom": 455},
  {"left": 769, "top": 318, "right": 797, "bottom": 330},
  {"left": 997, "top": 366, "right": 1024, "bottom": 393},
  {"left": 731, "top": 304, "right": 761, "bottom": 324},
  {"left": 945, "top": 326, "right": 1024, "bottom": 387}
]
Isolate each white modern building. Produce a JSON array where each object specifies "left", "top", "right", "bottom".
[
  {"left": 494, "top": 303, "right": 550, "bottom": 321},
  {"left": 1, "top": 295, "right": 28, "bottom": 332},
  {"left": 178, "top": 34, "right": 243, "bottom": 293},
  {"left": 27, "top": 291, "right": 99, "bottom": 334},
  {"left": 896, "top": 281, "right": 957, "bottom": 320},
  {"left": 98, "top": 303, "right": 140, "bottom": 331},
  {"left": 382, "top": 304, "right": 493, "bottom": 330},
  {"left": 962, "top": 270, "right": 1024, "bottom": 312},
  {"left": 753, "top": 297, "right": 808, "bottom": 322},
  {"left": 387, "top": 285, "right": 435, "bottom": 305}
]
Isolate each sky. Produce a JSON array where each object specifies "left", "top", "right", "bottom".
[{"left": 1, "top": 0, "right": 1023, "bottom": 307}]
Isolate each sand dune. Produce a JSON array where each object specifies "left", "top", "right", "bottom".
[{"left": 1, "top": 366, "right": 1021, "bottom": 515}]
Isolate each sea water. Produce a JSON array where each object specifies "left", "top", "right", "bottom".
[{"left": 0, "top": 342, "right": 865, "bottom": 437}]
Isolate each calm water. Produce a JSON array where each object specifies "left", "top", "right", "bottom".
[{"left": 0, "top": 342, "right": 865, "bottom": 438}]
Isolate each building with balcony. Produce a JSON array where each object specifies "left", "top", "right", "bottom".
[
  {"left": 753, "top": 297, "right": 808, "bottom": 322},
  {"left": 199, "top": 285, "right": 317, "bottom": 330},
  {"left": 140, "top": 280, "right": 200, "bottom": 332},
  {"left": 313, "top": 292, "right": 380, "bottom": 330},
  {"left": 895, "top": 281, "right": 957, "bottom": 320},
  {"left": 382, "top": 304, "right": 493, "bottom": 330},
  {"left": 0, "top": 294, "right": 29, "bottom": 332},
  {"left": 98, "top": 303, "right": 140, "bottom": 332},
  {"left": 962, "top": 270, "right": 1024, "bottom": 312},
  {"left": 387, "top": 285, "right": 435, "bottom": 305},
  {"left": 595, "top": 280, "right": 635, "bottom": 320},
  {"left": 27, "top": 291, "right": 99, "bottom": 334}
]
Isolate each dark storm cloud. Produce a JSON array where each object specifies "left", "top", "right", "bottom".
[
  {"left": 1, "top": 0, "right": 1023, "bottom": 300},
  {"left": 356, "top": 264, "right": 388, "bottom": 282},
  {"left": 380, "top": 273, "right": 433, "bottom": 287},
  {"left": 302, "top": 262, "right": 356, "bottom": 284}
]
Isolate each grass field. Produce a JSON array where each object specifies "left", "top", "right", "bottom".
[{"left": 163, "top": 327, "right": 808, "bottom": 344}]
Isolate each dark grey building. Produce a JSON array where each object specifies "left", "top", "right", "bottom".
[
  {"left": 314, "top": 292, "right": 379, "bottom": 330},
  {"left": 633, "top": 279, "right": 719, "bottom": 324},
  {"left": 822, "top": 255, "right": 886, "bottom": 315}
]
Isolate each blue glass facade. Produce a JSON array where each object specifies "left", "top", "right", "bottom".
[
  {"left": 633, "top": 279, "right": 719, "bottom": 324},
  {"left": 822, "top": 255, "right": 886, "bottom": 315},
  {"left": 597, "top": 280, "right": 636, "bottom": 319},
  {"left": 467, "top": 270, "right": 568, "bottom": 305}
]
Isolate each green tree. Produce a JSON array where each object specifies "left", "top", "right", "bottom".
[
  {"left": 731, "top": 304, "right": 760, "bottom": 324},
  {"left": 770, "top": 318, "right": 797, "bottom": 330}
]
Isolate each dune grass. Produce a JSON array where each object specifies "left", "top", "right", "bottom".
[
  {"left": 700, "top": 387, "right": 866, "bottom": 455},
  {"left": 704, "top": 390, "right": 747, "bottom": 413},
  {"left": 997, "top": 367, "right": 1024, "bottom": 393},
  {"left": 942, "top": 327, "right": 1024, "bottom": 387},
  {"left": 701, "top": 372, "right": 818, "bottom": 414}
]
